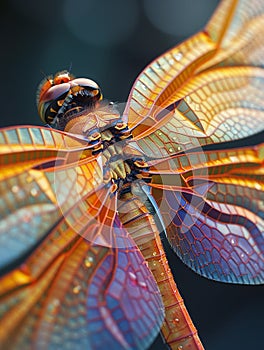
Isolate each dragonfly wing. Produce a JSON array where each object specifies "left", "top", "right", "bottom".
[
  {"left": 125, "top": 0, "right": 264, "bottom": 156},
  {"left": 1, "top": 161, "right": 102, "bottom": 267},
  {"left": 0, "top": 187, "right": 163, "bottom": 350},
  {"left": 127, "top": 66, "right": 264, "bottom": 158},
  {"left": 203, "top": 0, "right": 264, "bottom": 68},
  {"left": 124, "top": 30, "right": 216, "bottom": 133},
  {"left": 148, "top": 144, "right": 264, "bottom": 284},
  {"left": 0, "top": 123, "right": 104, "bottom": 271},
  {"left": 0, "top": 125, "right": 92, "bottom": 163}
]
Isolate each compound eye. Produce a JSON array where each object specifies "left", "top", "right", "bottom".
[
  {"left": 37, "top": 81, "right": 72, "bottom": 124},
  {"left": 72, "top": 78, "right": 102, "bottom": 101},
  {"left": 39, "top": 83, "right": 71, "bottom": 104},
  {"left": 72, "top": 78, "right": 99, "bottom": 90},
  {"left": 37, "top": 71, "right": 75, "bottom": 123},
  {"left": 37, "top": 82, "right": 72, "bottom": 124}
]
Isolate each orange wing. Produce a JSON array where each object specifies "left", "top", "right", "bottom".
[
  {"left": 125, "top": 0, "right": 264, "bottom": 156},
  {"left": 0, "top": 125, "right": 164, "bottom": 349}
]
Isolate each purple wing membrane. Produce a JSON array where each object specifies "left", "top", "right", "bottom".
[
  {"left": 4, "top": 210, "right": 163, "bottom": 350},
  {"left": 156, "top": 188, "right": 264, "bottom": 284}
]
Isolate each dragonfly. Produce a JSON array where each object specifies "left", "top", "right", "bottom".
[{"left": 0, "top": 0, "right": 264, "bottom": 349}]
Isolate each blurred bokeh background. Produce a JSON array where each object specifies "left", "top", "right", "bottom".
[{"left": 0, "top": 0, "right": 263, "bottom": 349}]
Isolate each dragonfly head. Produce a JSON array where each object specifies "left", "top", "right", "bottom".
[{"left": 36, "top": 71, "right": 103, "bottom": 126}]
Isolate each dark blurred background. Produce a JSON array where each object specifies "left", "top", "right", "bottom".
[{"left": 0, "top": 0, "right": 263, "bottom": 349}]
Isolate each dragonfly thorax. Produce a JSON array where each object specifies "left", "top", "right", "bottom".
[
  {"left": 101, "top": 140, "right": 151, "bottom": 195},
  {"left": 58, "top": 97, "right": 149, "bottom": 194}
]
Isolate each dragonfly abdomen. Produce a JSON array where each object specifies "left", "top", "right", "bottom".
[{"left": 118, "top": 192, "right": 204, "bottom": 350}]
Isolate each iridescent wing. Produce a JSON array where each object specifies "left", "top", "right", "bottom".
[
  {"left": 201, "top": 0, "right": 264, "bottom": 69},
  {"left": 125, "top": 0, "right": 264, "bottom": 157},
  {"left": 127, "top": 66, "right": 264, "bottom": 158},
  {"left": 0, "top": 126, "right": 164, "bottom": 349},
  {"left": 0, "top": 125, "right": 102, "bottom": 270},
  {"left": 123, "top": 0, "right": 264, "bottom": 284},
  {"left": 147, "top": 144, "right": 264, "bottom": 284}
]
